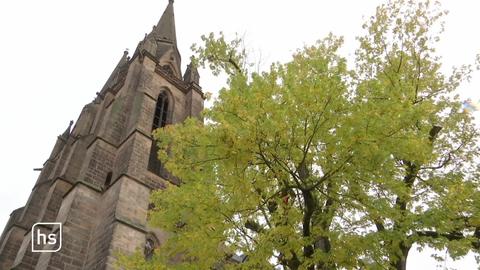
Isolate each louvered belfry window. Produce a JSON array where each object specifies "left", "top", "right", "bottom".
[
  {"left": 148, "top": 92, "right": 169, "bottom": 176},
  {"left": 152, "top": 92, "right": 169, "bottom": 129}
]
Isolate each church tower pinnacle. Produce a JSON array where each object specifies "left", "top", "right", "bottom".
[
  {"left": 155, "top": 0, "right": 177, "bottom": 44},
  {"left": 0, "top": 1, "right": 204, "bottom": 269},
  {"left": 137, "top": 0, "right": 182, "bottom": 79}
]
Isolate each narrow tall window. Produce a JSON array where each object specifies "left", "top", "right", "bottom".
[
  {"left": 104, "top": 171, "right": 113, "bottom": 190},
  {"left": 152, "top": 92, "right": 169, "bottom": 130},
  {"left": 148, "top": 92, "right": 169, "bottom": 176}
]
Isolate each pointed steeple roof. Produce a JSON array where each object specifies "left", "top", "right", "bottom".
[
  {"left": 135, "top": 0, "right": 182, "bottom": 78},
  {"left": 154, "top": 0, "right": 177, "bottom": 45}
]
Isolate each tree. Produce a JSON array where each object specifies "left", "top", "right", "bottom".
[
  {"left": 119, "top": 0, "right": 480, "bottom": 269},
  {"left": 350, "top": 1, "right": 480, "bottom": 269}
]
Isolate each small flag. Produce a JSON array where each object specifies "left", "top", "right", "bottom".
[{"left": 462, "top": 99, "right": 480, "bottom": 113}]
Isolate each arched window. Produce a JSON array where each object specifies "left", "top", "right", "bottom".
[
  {"left": 104, "top": 171, "right": 113, "bottom": 191},
  {"left": 148, "top": 92, "right": 169, "bottom": 176},
  {"left": 152, "top": 92, "right": 169, "bottom": 130}
]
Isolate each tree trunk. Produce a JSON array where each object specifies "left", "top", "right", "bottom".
[
  {"left": 395, "top": 256, "right": 407, "bottom": 270},
  {"left": 392, "top": 243, "right": 411, "bottom": 270}
]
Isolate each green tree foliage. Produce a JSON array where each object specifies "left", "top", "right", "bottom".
[{"left": 120, "top": 0, "right": 480, "bottom": 269}]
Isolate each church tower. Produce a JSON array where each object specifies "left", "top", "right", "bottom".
[{"left": 0, "top": 1, "right": 203, "bottom": 269}]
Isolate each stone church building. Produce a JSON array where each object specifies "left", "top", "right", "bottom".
[{"left": 0, "top": 0, "right": 203, "bottom": 269}]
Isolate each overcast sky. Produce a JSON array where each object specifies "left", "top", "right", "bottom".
[{"left": 0, "top": 0, "right": 478, "bottom": 268}]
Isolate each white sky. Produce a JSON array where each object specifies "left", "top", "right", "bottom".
[{"left": 0, "top": 0, "right": 478, "bottom": 268}]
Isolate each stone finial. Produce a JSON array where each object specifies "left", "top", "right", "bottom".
[
  {"left": 183, "top": 60, "right": 200, "bottom": 85},
  {"left": 100, "top": 50, "right": 130, "bottom": 93},
  {"left": 60, "top": 120, "right": 74, "bottom": 139}
]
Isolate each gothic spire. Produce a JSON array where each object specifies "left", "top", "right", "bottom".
[
  {"left": 60, "top": 120, "right": 74, "bottom": 140},
  {"left": 136, "top": 0, "right": 181, "bottom": 78},
  {"left": 100, "top": 50, "right": 130, "bottom": 93},
  {"left": 183, "top": 59, "right": 200, "bottom": 85},
  {"left": 154, "top": 0, "right": 177, "bottom": 45}
]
